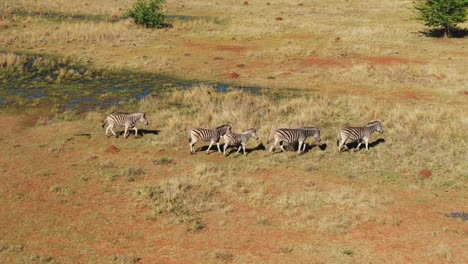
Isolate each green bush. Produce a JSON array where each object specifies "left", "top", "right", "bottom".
[
  {"left": 125, "top": 0, "right": 167, "bottom": 28},
  {"left": 415, "top": 0, "right": 468, "bottom": 38}
]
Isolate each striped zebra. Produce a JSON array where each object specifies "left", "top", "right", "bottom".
[
  {"left": 189, "top": 124, "right": 231, "bottom": 154},
  {"left": 101, "top": 112, "right": 148, "bottom": 138},
  {"left": 337, "top": 121, "right": 383, "bottom": 152},
  {"left": 269, "top": 127, "right": 321, "bottom": 154},
  {"left": 223, "top": 128, "right": 258, "bottom": 156}
]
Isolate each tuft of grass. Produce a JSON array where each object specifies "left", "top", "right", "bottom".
[
  {"left": 135, "top": 175, "right": 223, "bottom": 223},
  {"left": 0, "top": 52, "right": 27, "bottom": 69},
  {"left": 124, "top": 167, "right": 146, "bottom": 182},
  {"left": 187, "top": 217, "right": 205, "bottom": 232},
  {"left": 343, "top": 249, "right": 353, "bottom": 256},
  {"left": 152, "top": 156, "right": 174, "bottom": 165},
  {"left": 111, "top": 255, "right": 141, "bottom": 264},
  {"left": 212, "top": 250, "right": 234, "bottom": 263},
  {"left": 49, "top": 185, "right": 71, "bottom": 195}
]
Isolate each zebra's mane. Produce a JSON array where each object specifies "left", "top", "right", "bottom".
[
  {"left": 216, "top": 124, "right": 230, "bottom": 129},
  {"left": 367, "top": 120, "right": 381, "bottom": 126},
  {"left": 302, "top": 126, "right": 319, "bottom": 130},
  {"left": 242, "top": 128, "right": 256, "bottom": 134}
]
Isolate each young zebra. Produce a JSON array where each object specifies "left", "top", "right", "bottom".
[
  {"left": 223, "top": 128, "right": 258, "bottom": 156},
  {"left": 102, "top": 112, "right": 148, "bottom": 138},
  {"left": 189, "top": 124, "right": 231, "bottom": 154},
  {"left": 337, "top": 120, "right": 383, "bottom": 152},
  {"left": 269, "top": 127, "right": 321, "bottom": 154}
]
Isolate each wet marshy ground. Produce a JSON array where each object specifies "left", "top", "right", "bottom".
[
  {"left": 0, "top": 52, "right": 261, "bottom": 112},
  {"left": 1, "top": 52, "right": 317, "bottom": 112}
]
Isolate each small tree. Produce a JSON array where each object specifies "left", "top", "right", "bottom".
[
  {"left": 125, "top": 0, "right": 167, "bottom": 28},
  {"left": 415, "top": 0, "right": 468, "bottom": 38}
]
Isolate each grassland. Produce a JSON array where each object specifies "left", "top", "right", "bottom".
[{"left": 0, "top": 0, "right": 467, "bottom": 263}]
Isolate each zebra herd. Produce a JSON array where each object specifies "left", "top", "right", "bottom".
[{"left": 102, "top": 112, "right": 384, "bottom": 155}]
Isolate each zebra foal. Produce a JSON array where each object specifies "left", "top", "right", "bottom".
[
  {"left": 102, "top": 112, "right": 149, "bottom": 138},
  {"left": 189, "top": 124, "right": 231, "bottom": 154},
  {"left": 269, "top": 127, "right": 321, "bottom": 154},
  {"left": 337, "top": 120, "right": 383, "bottom": 152},
  {"left": 223, "top": 128, "right": 258, "bottom": 156}
]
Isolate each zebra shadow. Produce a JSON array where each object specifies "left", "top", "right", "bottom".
[
  {"left": 276, "top": 142, "right": 324, "bottom": 154},
  {"left": 342, "top": 138, "right": 385, "bottom": 152},
  {"left": 221, "top": 143, "right": 266, "bottom": 156},
  {"left": 117, "top": 129, "right": 161, "bottom": 138}
]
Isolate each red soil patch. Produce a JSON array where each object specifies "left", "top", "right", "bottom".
[
  {"left": 418, "top": 168, "right": 432, "bottom": 179},
  {"left": 215, "top": 45, "right": 245, "bottom": 53},
  {"left": 401, "top": 90, "right": 423, "bottom": 100},
  {"left": 364, "top": 57, "right": 426, "bottom": 65},
  {"left": 302, "top": 57, "right": 348, "bottom": 68},
  {"left": 225, "top": 72, "right": 240, "bottom": 78},
  {"left": 106, "top": 145, "right": 119, "bottom": 153},
  {"left": 236, "top": 64, "right": 246, "bottom": 68}
]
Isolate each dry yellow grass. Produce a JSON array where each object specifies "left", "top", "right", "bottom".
[
  {"left": 0, "top": 52, "right": 26, "bottom": 69},
  {"left": 1, "top": 0, "right": 467, "bottom": 262},
  {"left": 1, "top": 0, "right": 466, "bottom": 95}
]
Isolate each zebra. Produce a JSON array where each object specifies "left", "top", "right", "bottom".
[
  {"left": 101, "top": 112, "right": 148, "bottom": 138},
  {"left": 337, "top": 120, "right": 383, "bottom": 152},
  {"left": 223, "top": 128, "right": 258, "bottom": 156},
  {"left": 269, "top": 127, "right": 321, "bottom": 154},
  {"left": 189, "top": 124, "right": 231, "bottom": 154}
]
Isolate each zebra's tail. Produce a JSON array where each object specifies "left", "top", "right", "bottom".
[{"left": 101, "top": 119, "right": 107, "bottom": 128}]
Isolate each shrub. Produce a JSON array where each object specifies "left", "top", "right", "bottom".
[
  {"left": 124, "top": 0, "right": 167, "bottom": 28},
  {"left": 415, "top": 0, "right": 468, "bottom": 38}
]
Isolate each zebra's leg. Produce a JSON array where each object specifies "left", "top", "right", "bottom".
[
  {"left": 133, "top": 127, "right": 138, "bottom": 137},
  {"left": 279, "top": 142, "right": 286, "bottom": 152},
  {"left": 105, "top": 125, "right": 111, "bottom": 137},
  {"left": 223, "top": 143, "right": 229, "bottom": 156},
  {"left": 297, "top": 141, "right": 303, "bottom": 154},
  {"left": 355, "top": 140, "right": 363, "bottom": 152},
  {"left": 236, "top": 146, "right": 242, "bottom": 153},
  {"left": 365, "top": 138, "right": 370, "bottom": 151},
  {"left": 123, "top": 125, "right": 129, "bottom": 138},
  {"left": 206, "top": 140, "right": 214, "bottom": 153},
  {"left": 269, "top": 140, "right": 278, "bottom": 152},
  {"left": 302, "top": 142, "right": 307, "bottom": 152},
  {"left": 216, "top": 142, "right": 222, "bottom": 153},
  {"left": 190, "top": 139, "right": 196, "bottom": 154},
  {"left": 338, "top": 139, "right": 347, "bottom": 152},
  {"left": 242, "top": 143, "right": 246, "bottom": 155},
  {"left": 109, "top": 125, "right": 118, "bottom": 138}
]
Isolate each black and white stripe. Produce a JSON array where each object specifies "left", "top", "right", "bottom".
[
  {"left": 189, "top": 124, "right": 231, "bottom": 154},
  {"left": 223, "top": 128, "right": 258, "bottom": 156},
  {"left": 337, "top": 120, "right": 383, "bottom": 152},
  {"left": 102, "top": 112, "right": 148, "bottom": 138},
  {"left": 269, "top": 127, "right": 321, "bottom": 154}
]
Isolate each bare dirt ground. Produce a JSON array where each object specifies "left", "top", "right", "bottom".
[
  {"left": 1, "top": 0, "right": 467, "bottom": 263},
  {"left": 0, "top": 112, "right": 466, "bottom": 263}
]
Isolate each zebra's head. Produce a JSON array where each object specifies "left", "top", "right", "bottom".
[
  {"left": 313, "top": 128, "right": 321, "bottom": 142},
  {"left": 139, "top": 113, "right": 149, "bottom": 125},
  {"left": 303, "top": 127, "right": 321, "bottom": 142},
  {"left": 368, "top": 121, "right": 383, "bottom": 133},
  {"left": 216, "top": 124, "right": 231, "bottom": 136},
  {"left": 244, "top": 128, "right": 258, "bottom": 140}
]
